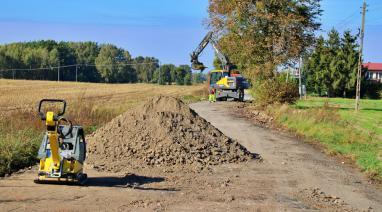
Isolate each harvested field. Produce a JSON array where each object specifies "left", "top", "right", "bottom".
[
  {"left": 87, "top": 96, "right": 255, "bottom": 172},
  {"left": 0, "top": 79, "right": 205, "bottom": 116},
  {"left": 0, "top": 79, "right": 205, "bottom": 177}
]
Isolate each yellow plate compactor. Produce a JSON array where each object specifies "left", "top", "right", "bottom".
[{"left": 34, "top": 99, "right": 87, "bottom": 185}]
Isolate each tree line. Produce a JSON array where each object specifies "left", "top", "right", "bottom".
[
  {"left": 0, "top": 40, "right": 203, "bottom": 85},
  {"left": 303, "top": 29, "right": 380, "bottom": 98}
]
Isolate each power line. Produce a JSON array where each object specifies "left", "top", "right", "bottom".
[
  {"left": 334, "top": 10, "right": 359, "bottom": 29},
  {"left": 0, "top": 61, "right": 161, "bottom": 82},
  {"left": 1, "top": 64, "right": 77, "bottom": 72},
  {"left": 0, "top": 61, "right": 159, "bottom": 72},
  {"left": 82, "top": 62, "right": 159, "bottom": 67}
]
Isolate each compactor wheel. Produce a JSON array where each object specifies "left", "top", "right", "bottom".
[{"left": 77, "top": 173, "right": 88, "bottom": 186}]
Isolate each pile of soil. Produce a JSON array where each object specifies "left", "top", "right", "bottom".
[{"left": 87, "top": 96, "right": 255, "bottom": 172}]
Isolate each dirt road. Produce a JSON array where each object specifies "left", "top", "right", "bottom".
[
  {"left": 190, "top": 102, "right": 382, "bottom": 211},
  {"left": 0, "top": 101, "right": 381, "bottom": 211}
]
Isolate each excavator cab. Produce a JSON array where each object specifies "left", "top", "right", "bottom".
[
  {"left": 35, "top": 99, "right": 87, "bottom": 185},
  {"left": 209, "top": 70, "right": 226, "bottom": 85}
]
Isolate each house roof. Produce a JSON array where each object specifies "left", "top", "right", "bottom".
[{"left": 363, "top": 62, "right": 382, "bottom": 71}]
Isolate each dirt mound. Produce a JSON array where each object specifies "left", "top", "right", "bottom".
[{"left": 87, "top": 96, "right": 255, "bottom": 172}]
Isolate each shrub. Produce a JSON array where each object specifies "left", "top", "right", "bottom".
[
  {"left": 0, "top": 129, "right": 42, "bottom": 176},
  {"left": 252, "top": 75, "right": 299, "bottom": 107},
  {"left": 363, "top": 81, "right": 382, "bottom": 99}
]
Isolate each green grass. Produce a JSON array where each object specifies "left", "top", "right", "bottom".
[
  {"left": 295, "top": 98, "right": 382, "bottom": 139},
  {"left": 268, "top": 97, "right": 382, "bottom": 180},
  {"left": 0, "top": 128, "right": 43, "bottom": 176}
]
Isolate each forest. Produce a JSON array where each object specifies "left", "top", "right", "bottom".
[{"left": 0, "top": 40, "right": 203, "bottom": 85}]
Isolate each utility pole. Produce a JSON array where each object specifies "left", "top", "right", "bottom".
[
  {"left": 355, "top": 0, "right": 367, "bottom": 111},
  {"left": 298, "top": 57, "right": 302, "bottom": 100},
  {"left": 75, "top": 65, "right": 78, "bottom": 82}
]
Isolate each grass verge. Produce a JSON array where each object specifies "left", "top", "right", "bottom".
[{"left": 265, "top": 98, "right": 382, "bottom": 180}]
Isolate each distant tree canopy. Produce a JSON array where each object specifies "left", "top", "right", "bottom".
[
  {"left": 208, "top": 0, "right": 321, "bottom": 78},
  {"left": 151, "top": 64, "right": 195, "bottom": 85},
  {"left": 95, "top": 44, "right": 136, "bottom": 83},
  {"left": 0, "top": 40, "right": 196, "bottom": 85}
]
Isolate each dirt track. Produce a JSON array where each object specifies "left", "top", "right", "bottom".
[{"left": 0, "top": 101, "right": 381, "bottom": 211}]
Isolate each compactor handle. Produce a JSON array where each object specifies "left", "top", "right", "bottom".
[{"left": 38, "top": 99, "right": 67, "bottom": 120}]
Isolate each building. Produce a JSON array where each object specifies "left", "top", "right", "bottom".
[{"left": 363, "top": 62, "right": 382, "bottom": 83}]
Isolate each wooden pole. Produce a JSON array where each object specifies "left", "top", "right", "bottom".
[{"left": 355, "top": 0, "right": 367, "bottom": 111}]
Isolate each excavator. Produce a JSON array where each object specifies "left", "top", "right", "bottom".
[
  {"left": 34, "top": 99, "right": 87, "bottom": 185},
  {"left": 191, "top": 31, "right": 249, "bottom": 101}
]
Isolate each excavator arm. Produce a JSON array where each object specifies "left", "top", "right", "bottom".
[
  {"left": 210, "top": 39, "right": 229, "bottom": 71},
  {"left": 190, "top": 31, "right": 230, "bottom": 71}
]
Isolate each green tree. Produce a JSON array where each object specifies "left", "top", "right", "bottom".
[
  {"left": 213, "top": 56, "right": 222, "bottom": 70},
  {"left": 175, "top": 65, "right": 192, "bottom": 85},
  {"left": 68, "top": 41, "right": 101, "bottom": 82},
  {"left": 174, "top": 67, "right": 186, "bottom": 85},
  {"left": 184, "top": 71, "right": 192, "bottom": 85},
  {"left": 304, "top": 36, "right": 325, "bottom": 95},
  {"left": 341, "top": 31, "right": 359, "bottom": 97},
  {"left": 134, "top": 56, "right": 159, "bottom": 83},
  {"left": 208, "top": 0, "right": 321, "bottom": 76},
  {"left": 192, "top": 72, "right": 205, "bottom": 84},
  {"left": 325, "top": 29, "right": 341, "bottom": 97},
  {"left": 95, "top": 44, "right": 136, "bottom": 83},
  {"left": 303, "top": 30, "right": 360, "bottom": 97},
  {"left": 208, "top": 0, "right": 321, "bottom": 105},
  {"left": 159, "top": 64, "right": 175, "bottom": 85},
  {"left": 48, "top": 48, "right": 60, "bottom": 80}
]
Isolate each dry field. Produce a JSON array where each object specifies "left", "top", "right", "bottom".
[
  {"left": 0, "top": 79, "right": 205, "bottom": 176},
  {"left": 0, "top": 79, "right": 205, "bottom": 115}
]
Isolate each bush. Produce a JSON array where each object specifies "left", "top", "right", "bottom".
[
  {"left": 0, "top": 129, "right": 42, "bottom": 176},
  {"left": 363, "top": 81, "right": 382, "bottom": 99},
  {"left": 253, "top": 75, "right": 299, "bottom": 107}
]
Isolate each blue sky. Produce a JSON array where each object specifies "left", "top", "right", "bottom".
[{"left": 0, "top": 0, "right": 381, "bottom": 68}]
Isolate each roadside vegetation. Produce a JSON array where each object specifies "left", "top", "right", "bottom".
[
  {"left": 0, "top": 79, "right": 205, "bottom": 177},
  {"left": 265, "top": 98, "right": 382, "bottom": 180}
]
